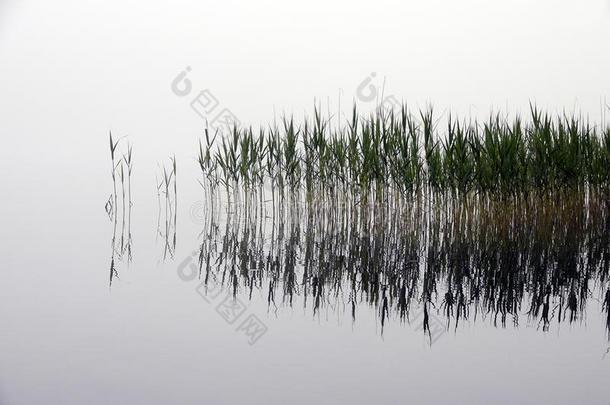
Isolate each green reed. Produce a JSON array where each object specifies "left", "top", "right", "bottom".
[{"left": 196, "top": 104, "right": 610, "bottom": 207}]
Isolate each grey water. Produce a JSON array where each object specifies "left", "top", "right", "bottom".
[{"left": 2, "top": 155, "right": 609, "bottom": 405}]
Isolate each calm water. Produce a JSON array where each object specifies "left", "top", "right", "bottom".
[{"left": 2, "top": 160, "right": 609, "bottom": 404}]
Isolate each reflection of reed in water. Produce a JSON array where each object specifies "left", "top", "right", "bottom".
[
  {"left": 603, "top": 288, "right": 610, "bottom": 340},
  {"left": 107, "top": 133, "right": 133, "bottom": 287},
  {"left": 192, "top": 188, "right": 610, "bottom": 343},
  {"left": 156, "top": 156, "right": 177, "bottom": 261}
]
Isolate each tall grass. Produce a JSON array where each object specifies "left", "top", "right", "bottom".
[{"left": 196, "top": 104, "right": 610, "bottom": 209}]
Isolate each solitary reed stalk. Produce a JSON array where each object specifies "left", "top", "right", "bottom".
[
  {"left": 123, "top": 144, "right": 134, "bottom": 262},
  {"left": 172, "top": 155, "right": 177, "bottom": 249},
  {"left": 120, "top": 162, "right": 125, "bottom": 222},
  {"left": 156, "top": 157, "right": 178, "bottom": 260},
  {"left": 119, "top": 162, "right": 126, "bottom": 250},
  {"left": 156, "top": 174, "right": 162, "bottom": 237},
  {"left": 123, "top": 144, "right": 133, "bottom": 207},
  {"left": 109, "top": 131, "right": 120, "bottom": 217}
]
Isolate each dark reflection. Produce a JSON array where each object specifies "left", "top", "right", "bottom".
[
  {"left": 193, "top": 188, "right": 610, "bottom": 343},
  {"left": 605, "top": 289, "right": 610, "bottom": 337},
  {"left": 107, "top": 134, "right": 133, "bottom": 287},
  {"left": 156, "top": 156, "right": 177, "bottom": 261}
]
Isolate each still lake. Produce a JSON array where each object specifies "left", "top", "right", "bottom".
[{"left": 2, "top": 163, "right": 609, "bottom": 404}]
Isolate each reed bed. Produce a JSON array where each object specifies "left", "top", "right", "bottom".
[
  {"left": 190, "top": 104, "right": 610, "bottom": 337},
  {"left": 196, "top": 105, "right": 610, "bottom": 211}
]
